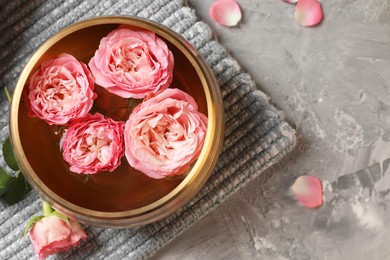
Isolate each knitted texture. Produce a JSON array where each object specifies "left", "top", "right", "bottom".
[{"left": 0, "top": 0, "right": 296, "bottom": 259}]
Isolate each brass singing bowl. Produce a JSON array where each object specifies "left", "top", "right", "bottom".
[{"left": 9, "top": 17, "right": 224, "bottom": 227}]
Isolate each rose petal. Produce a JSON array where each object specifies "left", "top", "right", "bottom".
[
  {"left": 295, "top": 0, "right": 323, "bottom": 27},
  {"left": 291, "top": 175, "right": 323, "bottom": 208},
  {"left": 209, "top": 0, "right": 242, "bottom": 27},
  {"left": 68, "top": 219, "right": 87, "bottom": 244},
  {"left": 283, "top": 0, "right": 299, "bottom": 4}
]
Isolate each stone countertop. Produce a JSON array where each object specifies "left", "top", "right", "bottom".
[{"left": 153, "top": 0, "right": 390, "bottom": 259}]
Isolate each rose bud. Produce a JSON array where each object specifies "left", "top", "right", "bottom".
[
  {"left": 88, "top": 27, "right": 174, "bottom": 99},
  {"left": 62, "top": 113, "right": 124, "bottom": 174},
  {"left": 29, "top": 216, "right": 86, "bottom": 260},
  {"left": 124, "top": 88, "right": 208, "bottom": 179},
  {"left": 27, "top": 53, "right": 96, "bottom": 125}
]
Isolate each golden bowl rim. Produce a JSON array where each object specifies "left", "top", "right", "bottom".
[{"left": 9, "top": 16, "right": 224, "bottom": 227}]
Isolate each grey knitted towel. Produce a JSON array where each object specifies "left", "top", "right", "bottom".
[{"left": 0, "top": 0, "right": 296, "bottom": 259}]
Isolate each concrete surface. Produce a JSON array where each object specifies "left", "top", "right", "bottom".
[{"left": 153, "top": 0, "right": 390, "bottom": 259}]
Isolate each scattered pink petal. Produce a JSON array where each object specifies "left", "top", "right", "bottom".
[
  {"left": 291, "top": 175, "right": 323, "bottom": 208},
  {"left": 283, "top": 0, "right": 299, "bottom": 4},
  {"left": 209, "top": 0, "right": 242, "bottom": 27},
  {"left": 295, "top": 0, "right": 323, "bottom": 27}
]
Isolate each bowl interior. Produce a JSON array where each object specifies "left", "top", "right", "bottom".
[{"left": 17, "top": 22, "right": 208, "bottom": 212}]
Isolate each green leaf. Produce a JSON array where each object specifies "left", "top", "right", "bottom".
[
  {"left": 0, "top": 166, "right": 13, "bottom": 196},
  {"left": 2, "top": 136, "right": 19, "bottom": 171},
  {"left": 22, "top": 215, "right": 44, "bottom": 237},
  {"left": 2, "top": 171, "right": 30, "bottom": 205}
]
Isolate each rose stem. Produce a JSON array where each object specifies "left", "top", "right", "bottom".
[
  {"left": 42, "top": 200, "right": 54, "bottom": 216},
  {"left": 4, "top": 86, "right": 12, "bottom": 103}
]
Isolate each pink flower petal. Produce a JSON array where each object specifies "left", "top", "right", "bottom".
[
  {"left": 291, "top": 175, "right": 323, "bottom": 208},
  {"left": 295, "top": 0, "right": 323, "bottom": 27},
  {"left": 209, "top": 0, "right": 242, "bottom": 27},
  {"left": 283, "top": 0, "right": 299, "bottom": 4}
]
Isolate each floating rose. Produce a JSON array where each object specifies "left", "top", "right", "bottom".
[
  {"left": 62, "top": 113, "right": 124, "bottom": 174},
  {"left": 27, "top": 53, "right": 95, "bottom": 125},
  {"left": 124, "top": 88, "right": 208, "bottom": 179},
  {"left": 89, "top": 27, "right": 174, "bottom": 99},
  {"left": 209, "top": 0, "right": 242, "bottom": 27}
]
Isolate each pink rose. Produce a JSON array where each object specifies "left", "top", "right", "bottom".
[
  {"left": 27, "top": 53, "right": 96, "bottom": 125},
  {"left": 29, "top": 216, "right": 87, "bottom": 260},
  {"left": 124, "top": 88, "right": 208, "bottom": 179},
  {"left": 62, "top": 113, "right": 124, "bottom": 174},
  {"left": 88, "top": 27, "right": 174, "bottom": 99}
]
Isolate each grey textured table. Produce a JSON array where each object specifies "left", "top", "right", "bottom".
[{"left": 154, "top": 0, "right": 390, "bottom": 259}]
